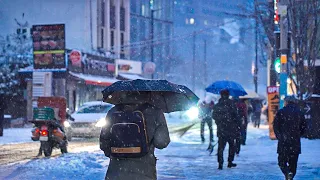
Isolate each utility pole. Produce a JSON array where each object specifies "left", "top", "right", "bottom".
[
  {"left": 254, "top": 0, "right": 259, "bottom": 93},
  {"left": 150, "top": 9, "right": 155, "bottom": 79},
  {"left": 269, "top": 0, "right": 277, "bottom": 86},
  {"left": 279, "top": 0, "right": 289, "bottom": 108},
  {"left": 204, "top": 40, "right": 207, "bottom": 88},
  {"left": 192, "top": 31, "right": 196, "bottom": 92}
]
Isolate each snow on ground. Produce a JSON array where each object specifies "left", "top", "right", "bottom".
[
  {"left": 0, "top": 128, "right": 33, "bottom": 145},
  {"left": 1, "top": 120, "right": 320, "bottom": 179}
]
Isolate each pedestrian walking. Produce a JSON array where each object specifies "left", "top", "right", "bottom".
[
  {"left": 0, "top": 95, "right": 7, "bottom": 137},
  {"left": 252, "top": 100, "right": 262, "bottom": 128},
  {"left": 273, "top": 96, "right": 306, "bottom": 180},
  {"left": 100, "top": 92, "right": 170, "bottom": 180},
  {"left": 245, "top": 99, "right": 253, "bottom": 123},
  {"left": 199, "top": 99, "right": 214, "bottom": 145},
  {"left": 212, "top": 89, "right": 240, "bottom": 170},
  {"left": 234, "top": 97, "right": 248, "bottom": 155}
]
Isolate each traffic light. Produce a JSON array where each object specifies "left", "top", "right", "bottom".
[
  {"left": 274, "top": 57, "right": 281, "bottom": 73},
  {"left": 274, "top": 31, "right": 291, "bottom": 73}
]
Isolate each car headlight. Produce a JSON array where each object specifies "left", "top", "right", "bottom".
[
  {"left": 95, "top": 118, "right": 107, "bottom": 127},
  {"left": 186, "top": 106, "right": 199, "bottom": 120},
  {"left": 64, "top": 121, "right": 71, "bottom": 128}
]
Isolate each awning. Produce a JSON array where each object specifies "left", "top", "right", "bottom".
[
  {"left": 118, "top": 73, "right": 148, "bottom": 80},
  {"left": 69, "top": 71, "right": 118, "bottom": 86},
  {"left": 19, "top": 65, "right": 67, "bottom": 73}
]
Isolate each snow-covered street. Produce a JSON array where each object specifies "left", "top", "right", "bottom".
[{"left": 0, "top": 122, "right": 320, "bottom": 180}]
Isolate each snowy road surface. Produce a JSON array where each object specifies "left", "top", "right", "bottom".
[{"left": 0, "top": 124, "right": 320, "bottom": 179}]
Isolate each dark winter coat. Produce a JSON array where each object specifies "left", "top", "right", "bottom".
[
  {"left": 100, "top": 103, "right": 170, "bottom": 180},
  {"left": 273, "top": 103, "right": 306, "bottom": 154},
  {"left": 212, "top": 98, "right": 240, "bottom": 139}
]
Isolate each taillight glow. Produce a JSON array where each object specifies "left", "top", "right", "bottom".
[{"left": 41, "top": 130, "right": 48, "bottom": 136}]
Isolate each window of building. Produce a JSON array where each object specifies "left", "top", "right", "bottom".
[
  {"left": 140, "top": 20, "right": 146, "bottom": 40},
  {"left": 110, "top": 30, "right": 114, "bottom": 50},
  {"left": 131, "top": 0, "right": 137, "bottom": 13},
  {"left": 141, "top": 5, "right": 145, "bottom": 16},
  {"left": 110, "top": 5, "right": 116, "bottom": 29},
  {"left": 120, "top": 32, "right": 124, "bottom": 52},
  {"left": 120, "top": 7, "right": 125, "bottom": 31},
  {"left": 131, "top": 18, "right": 138, "bottom": 42},
  {"left": 101, "top": 28, "right": 104, "bottom": 48},
  {"left": 101, "top": 0, "right": 105, "bottom": 26}
]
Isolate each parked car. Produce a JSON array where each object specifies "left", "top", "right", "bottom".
[{"left": 64, "top": 101, "right": 113, "bottom": 140}]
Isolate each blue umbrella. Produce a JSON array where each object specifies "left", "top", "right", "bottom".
[{"left": 205, "top": 80, "right": 247, "bottom": 97}]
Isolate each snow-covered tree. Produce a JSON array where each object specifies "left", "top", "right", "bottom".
[{"left": 0, "top": 25, "right": 32, "bottom": 96}]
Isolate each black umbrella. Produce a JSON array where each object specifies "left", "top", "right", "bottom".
[{"left": 101, "top": 79, "right": 199, "bottom": 113}]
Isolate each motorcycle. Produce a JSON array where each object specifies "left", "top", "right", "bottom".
[
  {"left": 30, "top": 107, "right": 68, "bottom": 157},
  {"left": 30, "top": 96, "right": 70, "bottom": 157}
]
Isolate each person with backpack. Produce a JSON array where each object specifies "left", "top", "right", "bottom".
[
  {"left": 212, "top": 89, "right": 240, "bottom": 170},
  {"left": 100, "top": 96, "right": 170, "bottom": 180},
  {"left": 273, "top": 96, "right": 306, "bottom": 180}
]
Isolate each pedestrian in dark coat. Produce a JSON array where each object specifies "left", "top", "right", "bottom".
[
  {"left": 212, "top": 89, "right": 240, "bottom": 170},
  {"left": 0, "top": 95, "right": 7, "bottom": 137},
  {"left": 273, "top": 96, "right": 306, "bottom": 180},
  {"left": 234, "top": 98, "right": 248, "bottom": 155},
  {"left": 100, "top": 93, "right": 170, "bottom": 180}
]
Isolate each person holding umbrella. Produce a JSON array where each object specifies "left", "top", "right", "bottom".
[
  {"left": 212, "top": 89, "right": 240, "bottom": 170},
  {"left": 206, "top": 80, "right": 247, "bottom": 170},
  {"left": 99, "top": 79, "right": 199, "bottom": 180}
]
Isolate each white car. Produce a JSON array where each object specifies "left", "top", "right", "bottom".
[{"left": 64, "top": 101, "right": 113, "bottom": 140}]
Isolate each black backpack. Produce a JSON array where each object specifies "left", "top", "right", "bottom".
[{"left": 109, "top": 104, "right": 149, "bottom": 158}]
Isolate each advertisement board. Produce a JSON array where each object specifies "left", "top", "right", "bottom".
[
  {"left": 116, "top": 59, "right": 142, "bottom": 74},
  {"left": 32, "top": 24, "right": 66, "bottom": 69},
  {"left": 267, "top": 86, "right": 280, "bottom": 140},
  {"left": 67, "top": 50, "right": 115, "bottom": 77}
]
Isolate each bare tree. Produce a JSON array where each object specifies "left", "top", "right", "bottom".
[{"left": 286, "top": 0, "right": 320, "bottom": 97}]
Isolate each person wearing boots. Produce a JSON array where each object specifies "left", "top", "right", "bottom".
[
  {"left": 212, "top": 89, "right": 239, "bottom": 170},
  {"left": 273, "top": 96, "right": 306, "bottom": 180}
]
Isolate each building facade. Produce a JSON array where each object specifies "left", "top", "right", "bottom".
[
  {"left": 172, "top": 0, "right": 264, "bottom": 92},
  {"left": 130, "top": 0, "right": 174, "bottom": 78},
  {"left": 0, "top": 0, "right": 130, "bottom": 59},
  {"left": 97, "top": 0, "right": 130, "bottom": 59},
  {"left": 0, "top": 0, "right": 138, "bottom": 120}
]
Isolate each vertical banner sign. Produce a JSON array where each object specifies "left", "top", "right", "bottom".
[
  {"left": 267, "top": 86, "right": 280, "bottom": 140},
  {"left": 32, "top": 24, "right": 66, "bottom": 69}
]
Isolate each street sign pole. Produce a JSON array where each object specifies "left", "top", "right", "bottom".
[{"left": 279, "top": 2, "right": 288, "bottom": 108}]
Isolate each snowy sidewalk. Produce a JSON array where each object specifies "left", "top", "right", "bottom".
[
  {"left": 0, "top": 124, "right": 320, "bottom": 179},
  {"left": 0, "top": 128, "right": 33, "bottom": 145}
]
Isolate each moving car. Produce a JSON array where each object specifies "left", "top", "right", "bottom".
[{"left": 64, "top": 101, "right": 113, "bottom": 140}]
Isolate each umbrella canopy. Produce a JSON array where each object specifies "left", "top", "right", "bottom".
[
  {"left": 205, "top": 80, "right": 247, "bottom": 97},
  {"left": 101, "top": 79, "right": 199, "bottom": 113},
  {"left": 239, "top": 89, "right": 259, "bottom": 99}
]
